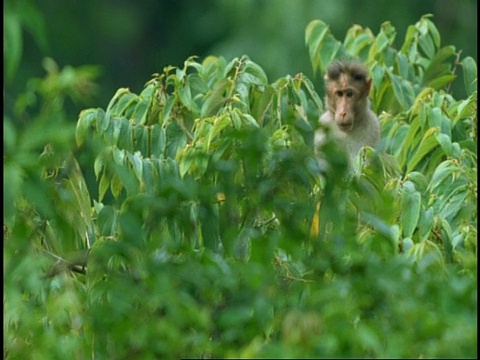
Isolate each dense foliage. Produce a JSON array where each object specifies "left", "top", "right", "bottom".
[{"left": 4, "top": 15, "right": 477, "bottom": 358}]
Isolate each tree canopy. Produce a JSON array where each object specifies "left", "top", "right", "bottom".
[{"left": 4, "top": 6, "right": 477, "bottom": 359}]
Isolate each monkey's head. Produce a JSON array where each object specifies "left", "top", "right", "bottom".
[{"left": 324, "top": 60, "right": 372, "bottom": 132}]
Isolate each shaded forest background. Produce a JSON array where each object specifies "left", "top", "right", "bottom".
[
  {"left": 4, "top": 1, "right": 477, "bottom": 358},
  {"left": 8, "top": 0, "right": 477, "bottom": 111}
]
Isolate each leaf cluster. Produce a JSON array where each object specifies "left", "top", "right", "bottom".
[{"left": 4, "top": 15, "right": 477, "bottom": 359}]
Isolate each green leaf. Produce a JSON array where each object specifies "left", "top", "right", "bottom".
[
  {"left": 396, "top": 53, "right": 412, "bottom": 80},
  {"left": 398, "top": 119, "right": 421, "bottom": 169},
  {"left": 151, "top": 124, "right": 166, "bottom": 157},
  {"left": 112, "top": 147, "right": 125, "bottom": 166},
  {"left": 427, "top": 107, "right": 451, "bottom": 135},
  {"left": 244, "top": 60, "right": 269, "bottom": 85},
  {"left": 207, "top": 115, "right": 230, "bottom": 150},
  {"left": 439, "top": 217, "right": 454, "bottom": 262},
  {"left": 4, "top": 162, "right": 23, "bottom": 224},
  {"left": 440, "top": 191, "right": 468, "bottom": 223},
  {"left": 104, "top": 117, "right": 121, "bottom": 146},
  {"left": 4, "top": 13, "right": 22, "bottom": 83},
  {"left": 114, "top": 92, "right": 138, "bottom": 116},
  {"left": 97, "top": 205, "right": 117, "bottom": 237},
  {"left": 160, "top": 95, "right": 176, "bottom": 125},
  {"left": 97, "top": 111, "right": 111, "bottom": 134},
  {"left": 400, "top": 25, "right": 417, "bottom": 57},
  {"left": 426, "top": 74, "right": 456, "bottom": 90},
  {"left": 201, "top": 78, "right": 229, "bottom": 117},
  {"left": 417, "top": 207, "right": 434, "bottom": 241},
  {"left": 240, "top": 113, "right": 259, "bottom": 128},
  {"left": 98, "top": 171, "right": 110, "bottom": 202},
  {"left": 418, "top": 33, "right": 435, "bottom": 60},
  {"left": 142, "top": 160, "right": 156, "bottom": 193},
  {"left": 110, "top": 172, "right": 123, "bottom": 198},
  {"left": 435, "top": 133, "right": 453, "bottom": 157},
  {"left": 178, "top": 82, "right": 199, "bottom": 114},
  {"left": 319, "top": 36, "right": 342, "bottom": 74},
  {"left": 131, "top": 98, "right": 150, "bottom": 125},
  {"left": 461, "top": 57, "right": 477, "bottom": 95},
  {"left": 426, "top": 18, "right": 441, "bottom": 48},
  {"left": 305, "top": 20, "right": 330, "bottom": 76},
  {"left": 368, "top": 21, "right": 396, "bottom": 59},
  {"left": 188, "top": 72, "right": 208, "bottom": 95},
  {"left": 129, "top": 151, "right": 144, "bottom": 182},
  {"left": 106, "top": 88, "right": 131, "bottom": 115},
  {"left": 301, "top": 77, "right": 323, "bottom": 111},
  {"left": 406, "top": 127, "right": 440, "bottom": 173},
  {"left": 401, "top": 181, "right": 421, "bottom": 238},
  {"left": 409, "top": 239, "right": 444, "bottom": 269},
  {"left": 94, "top": 156, "right": 104, "bottom": 180},
  {"left": 198, "top": 203, "right": 220, "bottom": 252},
  {"left": 133, "top": 125, "right": 149, "bottom": 155},
  {"left": 117, "top": 118, "right": 134, "bottom": 152},
  {"left": 455, "top": 94, "right": 477, "bottom": 122},
  {"left": 76, "top": 108, "right": 103, "bottom": 146},
  {"left": 402, "top": 237, "right": 414, "bottom": 252},
  {"left": 373, "top": 30, "right": 389, "bottom": 53},
  {"left": 359, "top": 212, "right": 398, "bottom": 249},
  {"left": 177, "top": 146, "right": 194, "bottom": 178},
  {"left": 423, "top": 45, "right": 456, "bottom": 84},
  {"left": 94, "top": 147, "right": 112, "bottom": 180},
  {"left": 195, "top": 149, "right": 209, "bottom": 177},
  {"left": 386, "top": 123, "right": 409, "bottom": 158},
  {"left": 406, "top": 171, "right": 428, "bottom": 193},
  {"left": 344, "top": 26, "right": 374, "bottom": 57},
  {"left": 387, "top": 71, "right": 415, "bottom": 111}
]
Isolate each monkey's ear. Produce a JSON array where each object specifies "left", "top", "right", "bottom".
[{"left": 365, "top": 78, "right": 372, "bottom": 94}]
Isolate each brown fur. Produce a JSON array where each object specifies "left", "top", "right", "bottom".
[{"left": 316, "top": 59, "right": 380, "bottom": 163}]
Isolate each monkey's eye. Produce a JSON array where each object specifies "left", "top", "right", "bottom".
[
  {"left": 335, "top": 90, "right": 344, "bottom": 97},
  {"left": 345, "top": 89, "right": 354, "bottom": 98}
]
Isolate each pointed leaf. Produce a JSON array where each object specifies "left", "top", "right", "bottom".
[
  {"left": 110, "top": 172, "right": 123, "bottom": 198},
  {"left": 387, "top": 71, "right": 415, "bottom": 110},
  {"left": 244, "top": 60, "right": 269, "bottom": 85},
  {"left": 305, "top": 20, "right": 330, "bottom": 75},
  {"left": 142, "top": 160, "right": 156, "bottom": 193},
  {"left": 201, "top": 78, "right": 230, "bottom": 117},
  {"left": 401, "top": 181, "right": 421, "bottom": 238},
  {"left": 435, "top": 133, "right": 453, "bottom": 157},
  {"left": 98, "top": 171, "right": 110, "bottom": 202},
  {"left": 97, "top": 205, "right": 117, "bottom": 237},
  {"left": 207, "top": 115, "right": 230, "bottom": 150},
  {"left": 461, "top": 56, "right": 477, "bottom": 95},
  {"left": 417, "top": 206, "right": 434, "bottom": 241},
  {"left": 114, "top": 92, "right": 137, "bottom": 117},
  {"left": 117, "top": 118, "right": 134, "bottom": 152},
  {"left": 151, "top": 124, "right": 166, "bottom": 157},
  {"left": 406, "top": 127, "right": 439, "bottom": 173},
  {"left": 129, "top": 151, "right": 144, "bottom": 182},
  {"left": 132, "top": 98, "right": 150, "bottom": 125},
  {"left": 76, "top": 108, "right": 102, "bottom": 146}
]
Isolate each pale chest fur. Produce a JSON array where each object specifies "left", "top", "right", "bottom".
[
  {"left": 316, "top": 109, "right": 380, "bottom": 163},
  {"left": 339, "top": 109, "right": 380, "bottom": 160}
]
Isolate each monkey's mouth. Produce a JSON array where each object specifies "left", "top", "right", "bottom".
[{"left": 337, "top": 123, "right": 353, "bottom": 132}]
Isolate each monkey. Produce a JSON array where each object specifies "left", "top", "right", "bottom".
[
  {"left": 315, "top": 59, "right": 380, "bottom": 166},
  {"left": 310, "top": 60, "right": 381, "bottom": 238}
]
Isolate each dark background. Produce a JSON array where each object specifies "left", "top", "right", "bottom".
[{"left": 9, "top": 0, "right": 478, "bottom": 110}]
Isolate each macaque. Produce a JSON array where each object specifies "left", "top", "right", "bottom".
[{"left": 315, "top": 59, "right": 380, "bottom": 164}]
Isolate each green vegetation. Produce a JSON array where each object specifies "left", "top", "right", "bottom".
[{"left": 4, "top": 13, "right": 477, "bottom": 359}]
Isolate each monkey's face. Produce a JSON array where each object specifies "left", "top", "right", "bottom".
[
  {"left": 332, "top": 87, "right": 357, "bottom": 132},
  {"left": 325, "top": 74, "right": 371, "bottom": 133}
]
